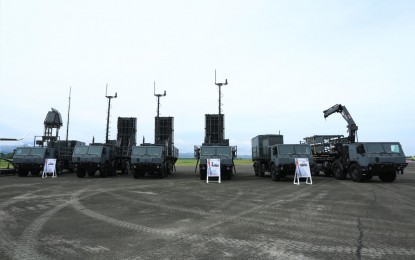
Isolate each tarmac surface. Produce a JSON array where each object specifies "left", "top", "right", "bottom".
[{"left": 1, "top": 163, "right": 414, "bottom": 260}]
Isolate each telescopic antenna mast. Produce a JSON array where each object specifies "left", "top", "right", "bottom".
[
  {"left": 65, "top": 86, "right": 71, "bottom": 142},
  {"left": 105, "top": 84, "right": 117, "bottom": 143},
  {"left": 154, "top": 82, "right": 166, "bottom": 143},
  {"left": 215, "top": 70, "right": 228, "bottom": 115}
]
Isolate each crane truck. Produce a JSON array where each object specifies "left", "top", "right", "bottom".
[{"left": 304, "top": 104, "right": 408, "bottom": 182}]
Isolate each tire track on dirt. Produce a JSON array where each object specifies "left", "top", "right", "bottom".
[{"left": 68, "top": 183, "right": 415, "bottom": 258}]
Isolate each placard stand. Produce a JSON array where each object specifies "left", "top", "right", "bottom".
[
  {"left": 293, "top": 158, "right": 312, "bottom": 185},
  {"left": 42, "top": 158, "right": 57, "bottom": 178},
  {"left": 207, "top": 158, "right": 221, "bottom": 183}
]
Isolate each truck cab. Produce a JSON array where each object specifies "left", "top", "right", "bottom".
[
  {"left": 269, "top": 144, "right": 314, "bottom": 181},
  {"left": 13, "top": 147, "right": 55, "bottom": 176},
  {"left": 130, "top": 145, "right": 171, "bottom": 178},
  {"left": 337, "top": 142, "right": 407, "bottom": 182},
  {"left": 72, "top": 144, "right": 115, "bottom": 178},
  {"left": 197, "top": 145, "right": 236, "bottom": 180}
]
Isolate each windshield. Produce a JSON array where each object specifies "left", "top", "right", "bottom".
[
  {"left": 217, "top": 147, "right": 231, "bottom": 157},
  {"left": 131, "top": 147, "right": 162, "bottom": 156},
  {"left": 88, "top": 146, "right": 103, "bottom": 155},
  {"left": 132, "top": 147, "right": 146, "bottom": 156},
  {"left": 31, "top": 148, "right": 47, "bottom": 156},
  {"left": 278, "top": 145, "right": 295, "bottom": 155},
  {"left": 384, "top": 143, "right": 402, "bottom": 154},
  {"left": 147, "top": 147, "right": 162, "bottom": 156},
  {"left": 15, "top": 148, "right": 31, "bottom": 156},
  {"left": 74, "top": 146, "right": 88, "bottom": 155},
  {"left": 201, "top": 147, "right": 216, "bottom": 156},
  {"left": 366, "top": 143, "right": 403, "bottom": 154},
  {"left": 294, "top": 145, "right": 311, "bottom": 155}
]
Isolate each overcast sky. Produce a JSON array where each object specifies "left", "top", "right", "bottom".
[{"left": 1, "top": 0, "right": 414, "bottom": 155}]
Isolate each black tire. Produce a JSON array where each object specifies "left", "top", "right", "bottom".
[
  {"left": 87, "top": 170, "right": 95, "bottom": 177},
  {"left": 362, "top": 173, "right": 373, "bottom": 182},
  {"left": 379, "top": 172, "right": 396, "bottom": 182},
  {"left": 31, "top": 170, "right": 40, "bottom": 177},
  {"left": 57, "top": 161, "right": 64, "bottom": 175},
  {"left": 324, "top": 170, "right": 333, "bottom": 177},
  {"left": 17, "top": 169, "right": 29, "bottom": 177},
  {"left": 133, "top": 170, "right": 144, "bottom": 179},
  {"left": 333, "top": 163, "right": 346, "bottom": 180},
  {"left": 76, "top": 168, "right": 86, "bottom": 178},
  {"left": 254, "top": 163, "right": 259, "bottom": 176},
  {"left": 200, "top": 171, "right": 206, "bottom": 180},
  {"left": 270, "top": 164, "right": 281, "bottom": 182},
  {"left": 259, "top": 164, "right": 265, "bottom": 177},
  {"left": 349, "top": 164, "right": 363, "bottom": 182}
]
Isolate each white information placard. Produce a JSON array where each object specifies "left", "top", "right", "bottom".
[
  {"left": 294, "top": 158, "right": 312, "bottom": 185},
  {"left": 207, "top": 158, "right": 221, "bottom": 183},
  {"left": 42, "top": 158, "right": 57, "bottom": 178}
]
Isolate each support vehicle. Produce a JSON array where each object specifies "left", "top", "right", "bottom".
[
  {"left": 304, "top": 104, "right": 408, "bottom": 181},
  {"left": 252, "top": 139, "right": 314, "bottom": 181}
]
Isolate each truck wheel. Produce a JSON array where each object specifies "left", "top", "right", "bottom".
[
  {"left": 254, "top": 163, "right": 259, "bottom": 176},
  {"left": 333, "top": 163, "right": 346, "bottom": 180},
  {"left": 379, "top": 172, "right": 396, "bottom": 182},
  {"left": 17, "top": 169, "right": 29, "bottom": 177},
  {"left": 270, "top": 164, "right": 281, "bottom": 181},
  {"left": 259, "top": 164, "right": 265, "bottom": 177},
  {"left": 349, "top": 164, "right": 363, "bottom": 182},
  {"left": 87, "top": 170, "right": 95, "bottom": 177},
  {"left": 57, "top": 161, "right": 64, "bottom": 175},
  {"left": 76, "top": 168, "right": 86, "bottom": 178},
  {"left": 362, "top": 173, "right": 373, "bottom": 181},
  {"left": 324, "top": 170, "right": 333, "bottom": 177},
  {"left": 31, "top": 170, "right": 40, "bottom": 177}
]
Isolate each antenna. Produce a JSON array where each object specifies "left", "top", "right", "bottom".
[
  {"left": 65, "top": 86, "right": 71, "bottom": 143},
  {"left": 105, "top": 83, "right": 117, "bottom": 143},
  {"left": 154, "top": 81, "right": 166, "bottom": 144},
  {"left": 154, "top": 81, "right": 166, "bottom": 118},
  {"left": 215, "top": 69, "right": 228, "bottom": 115}
]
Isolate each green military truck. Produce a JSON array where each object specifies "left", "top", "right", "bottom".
[
  {"left": 252, "top": 134, "right": 314, "bottom": 181},
  {"left": 195, "top": 145, "right": 237, "bottom": 180},
  {"left": 72, "top": 143, "right": 117, "bottom": 178},
  {"left": 329, "top": 142, "right": 408, "bottom": 182},
  {"left": 130, "top": 144, "right": 178, "bottom": 179}
]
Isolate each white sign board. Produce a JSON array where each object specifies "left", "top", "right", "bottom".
[
  {"left": 42, "top": 158, "right": 57, "bottom": 178},
  {"left": 207, "top": 158, "right": 221, "bottom": 183},
  {"left": 294, "top": 158, "right": 312, "bottom": 185}
]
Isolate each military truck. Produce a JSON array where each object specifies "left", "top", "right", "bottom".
[
  {"left": 130, "top": 144, "right": 178, "bottom": 178},
  {"left": 269, "top": 144, "right": 315, "bottom": 181},
  {"left": 326, "top": 142, "right": 407, "bottom": 182},
  {"left": 304, "top": 104, "right": 408, "bottom": 181},
  {"left": 12, "top": 108, "right": 84, "bottom": 177},
  {"left": 252, "top": 134, "right": 284, "bottom": 177},
  {"left": 130, "top": 87, "right": 178, "bottom": 179},
  {"left": 195, "top": 144, "right": 237, "bottom": 180},
  {"left": 251, "top": 136, "right": 314, "bottom": 181},
  {"left": 13, "top": 140, "right": 82, "bottom": 177},
  {"left": 72, "top": 143, "right": 117, "bottom": 178}
]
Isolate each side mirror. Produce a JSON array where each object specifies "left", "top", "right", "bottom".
[{"left": 272, "top": 147, "right": 277, "bottom": 155}]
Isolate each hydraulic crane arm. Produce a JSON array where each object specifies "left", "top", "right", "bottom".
[{"left": 323, "top": 104, "right": 358, "bottom": 143}]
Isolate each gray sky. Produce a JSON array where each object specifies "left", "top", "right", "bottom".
[{"left": 1, "top": 0, "right": 414, "bottom": 155}]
